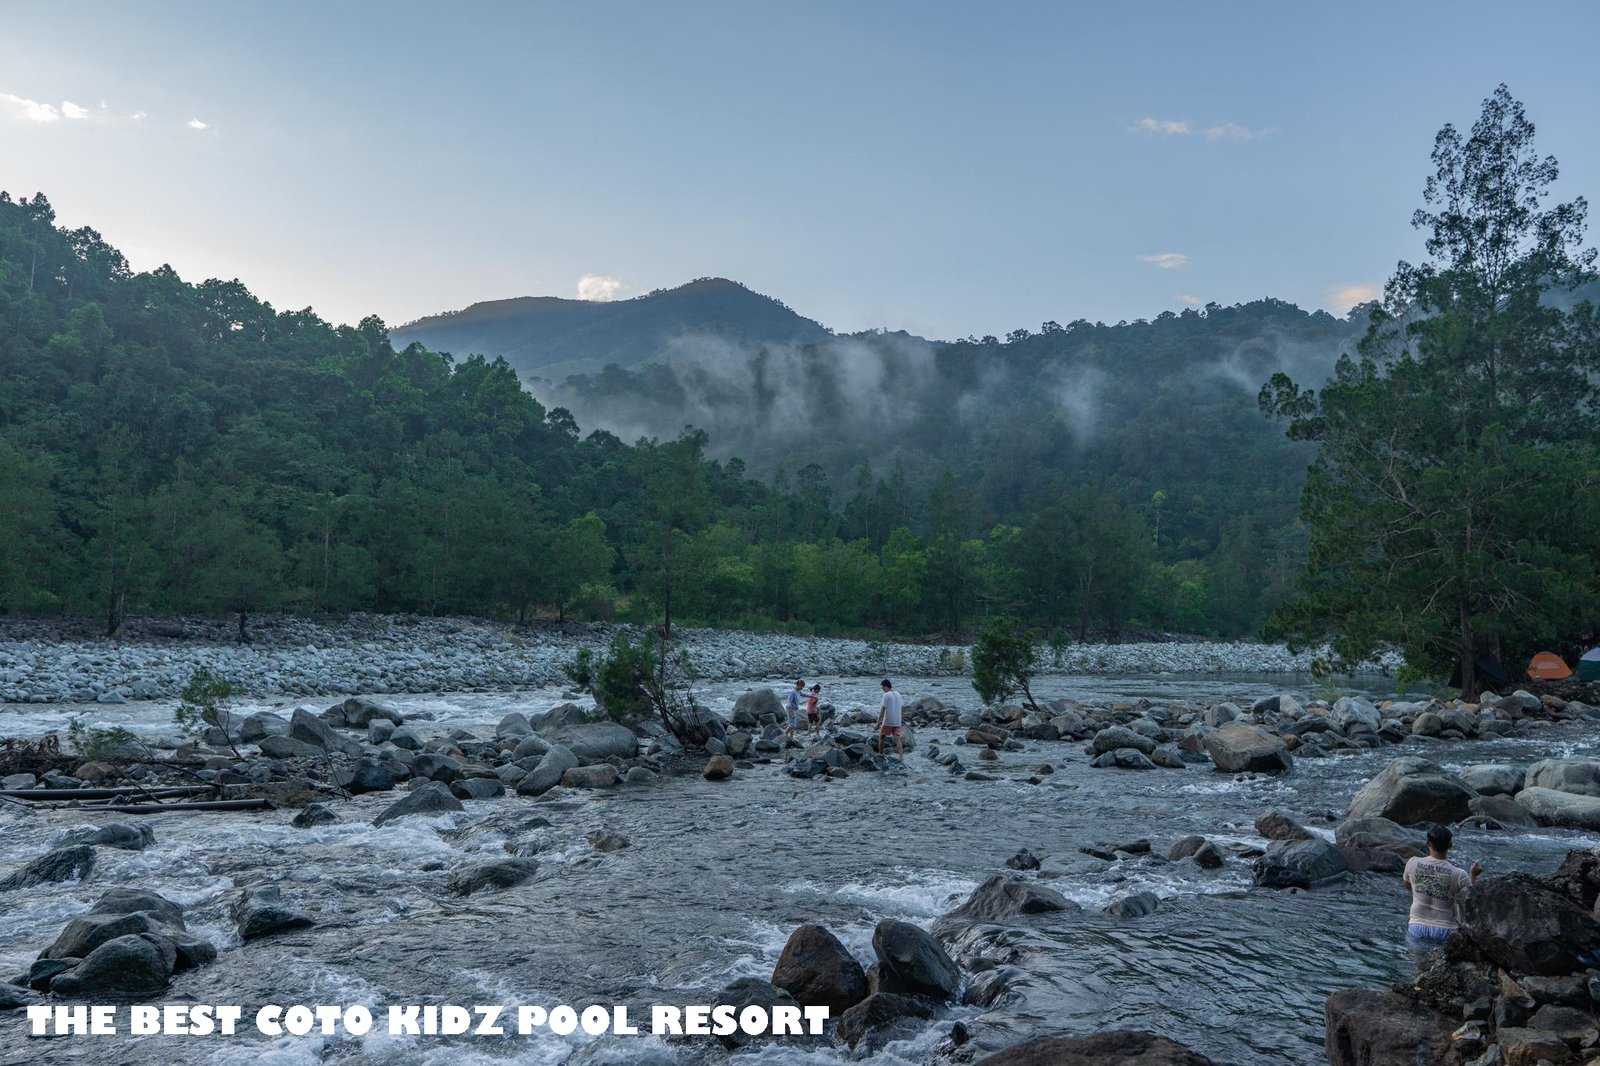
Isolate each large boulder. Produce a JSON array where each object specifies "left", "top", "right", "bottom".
[
  {"left": 711, "top": 978, "right": 800, "bottom": 1050},
  {"left": 837, "top": 993, "right": 940, "bottom": 1050},
  {"left": 48, "top": 933, "right": 176, "bottom": 998},
  {"left": 288, "top": 708, "right": 363, "bottom": 756},
  {"left": 872, "top": 919, "right": 960, "bottom": 1000},
  {"left": 544, "top": 723, "right": 637, "bottom": 763},
  {"left": 1330, "top": 696, "right": 1382, "bottom": 734},
  {"left": 931, "top": 875, "right": 1078, "bottom": 938},
  {"left": 1324, "top": 989, "right": 1455, "bottom": 1066},
  {"left": 54, "top": 823, "right": 154, "bottom": 852},
  {"left": 1515, "top": 786, "right": 1600, "bottom": 829},
  {"left": 1467, "top": 793, "right": 1537, "bottom": 828},
  {"left": 514, "top": 745, "right": 578, "bottom": 797},
  {"left": 975, "top": 1031, "right": 1216, "bottom": 1065},
  {"left": 560, "top": 764, "right": 619, "bottom": 789},
  {"left": 1460, "top": 763, "right": 1524, "bottom": 796},
  {"left": 1091, "top": 726, "right": 1155, "bottom": 756},
  {"left": 1252, "top": 839, "right": 1349, "bottom": 889},
  {"left": 234, "top": 885, "right": 315, "bottom": 941},
  {"left": 1461, "top": 873, "right": 1600, "bottom": 976},
  {"left": 239, "top": 711, "right": 290, "bottom": 744},
  {"left": 372, "top": 781, "right": 464, "bottom": 826},
  {"left": 335, "top": 696, "right": 404, "bottom": 728},
  {"left": 1202, "top": 723, "right": 1292, "bottom": 775},
  {"left": 1333, "top": 817, "right": 1425, "bottom": 853},
  {"left": 732, "top": 689, "right": 783, "bottom": 727},
  {"left": 1254, "top": 810, "right": 1313, "bottom": 841},
  {"left": 0, "top": 844, "right": 95, "bottom": 890},
  {"left": 1346, "top": 757, "right": 1474, "bottom": 826},
  {"left": 1524, "top": 758, "right": 1600, "bottom": 797},
  {"left": 446, "top": 859, "right": 539, "bottom": 896},
  {"left": 771, "top": 924, "right": 868, "bottom": 1013},
  {"left": 89, "top": 888, "right": 185, "bottom": 928}
]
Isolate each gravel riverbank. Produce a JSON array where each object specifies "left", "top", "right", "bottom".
[{"left": 0, "top": 614, "right": 1385, "bottom": 704}]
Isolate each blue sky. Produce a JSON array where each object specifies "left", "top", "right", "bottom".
[{"left": 4, "top": 1, "right": 1598, "bottom": 339}]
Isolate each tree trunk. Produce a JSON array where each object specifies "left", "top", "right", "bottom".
[
  {"left": 238, "top": 609, "right": 250, "bottom": 644},
  {"left": 1457, "top": 600, "right": 1477, "bottom": 700}
]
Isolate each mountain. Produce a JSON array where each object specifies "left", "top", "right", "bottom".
[{"left": 391, "top": 277, "right": 833, "bottom": 380}]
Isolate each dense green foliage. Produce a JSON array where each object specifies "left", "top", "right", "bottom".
[
  {"left": 970, "top": 616, "right": 1041, "bottom": 712},
  {"left": 1261, "top": 86, "right": 1600, "bottom": 691},
  {"left": 0, "top": 189, "right": 1352, "bottom": 639}
]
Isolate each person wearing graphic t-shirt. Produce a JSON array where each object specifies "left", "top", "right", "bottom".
[
  {"left": 1402, "top": 823, "right": 1481, "bottom": 947},
  {"left": 876, "top": 679, "right": 905, "bottom": 760}
]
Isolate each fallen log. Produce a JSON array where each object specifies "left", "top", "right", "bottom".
[
  {"left": 23, "top": 799, "right": 271, "bottom": 814},
  {"left": 0, "top": 786, "right": 216, "bottom": 801}
]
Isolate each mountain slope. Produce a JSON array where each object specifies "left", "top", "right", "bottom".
[{"left": 392, "top": 277, "right": 832, "bottom": 379}]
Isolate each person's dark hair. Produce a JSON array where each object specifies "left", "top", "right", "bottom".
[
  {"left": 794, "top": 679, "right": 804, "bottom": 687},
  {"left": 1426, "top": 824, "right": 1452, "bottom": 852},
  {"left": 811, "top": 684, "right": 821, "bottom": 693},
  {"left": 881, "top": 679, "right": 892, "bottom": 689}
]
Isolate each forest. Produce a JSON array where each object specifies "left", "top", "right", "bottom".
[{"left": 0, "top": 189, "right": 1364, "bottom": 642}]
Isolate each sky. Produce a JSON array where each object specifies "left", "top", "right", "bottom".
[{"left": 4, "top": 1, "right": 1599, "bottom": 340}]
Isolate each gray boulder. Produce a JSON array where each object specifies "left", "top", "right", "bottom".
[
  {"left": 55, "top": 823, "right": 154, "bottom": 852},
  {"left": 732, "top": 689, "right": 783, "bottom": 726},
  {"left": 515, "top": 745, "right": 578, "bottom": 796},
  {"left": 1202, "top": 723, "right": 1292, "bottom": 774},
  {"left": 1334, "top": 817, "right": 1424, "bottom": 852},
  {"left": 336, "top": 696, "right": 404, "bottom": 728},
  {"left": 872, "top": 919, "right": 960, "bottom": 1000},
  {"left": 1462, "top": 874, "right": 1600, "bottom": 975},
  {"left": 1515, "top": 786, "right": 1600, "bottom": 829},
  {"left": 49, "top": 933, "right": 175, "bottom": 997},
  {"left": 239, "top": 712, "right": 290, "bottom": 743},
  {"left": 1346, "top": 757, "right": 1474, "bottom": 825},
  {"left": 545, "top": 723, "right": 638, "bottom": 763},
  {"left": 561, "top": 764, "right": 619, "bottom": 789},
  {"left": 1331, "top": 696, "right": 1382, "bottom": 734},
  {"left": 446, "top": 858, "right": 539, "bottom": 896},
  {"left": 289, "top": 708, "right": 363, "bottom": 756},
  {"left": 1252, "top": 839, "right": 1349, "bottom": 889},
  {"left": 1524, "top": 758, "right": 1600, "bottom": 797},
  {"left": 837, "top": 993, "right": 941, "bottom": 1051},
  {"left": 291, "top": 803, "right": 340, "bottom": 828},
  {"left": 0, "top": 845, "right": 95, "bottom": 890},
  {"left": 89, "top": 888, "right": 185, "bottom": 928},
  {"left": 931, "top": 875, "right": 1077, "bottom": 938},
  {"left": 1091, "top": 726, "right": 1155, "bottom": 756},
  {"left": 1460, "top": 763, "right": 1524, "bottom": 796},
  {"left": 234, "top": 885, "right": 314, "bottom": 941},
  {"left": 1255, "top": 810, "right": 1313, "bottom": 841},
  {"left": 1104, "top": 891, "right": 1161, "bottom": 918},
  {"left": 372, "top": 780, "right": 464, "bottom": 826},
  {"left": 771, "top": 924, "right": 869, "bottom": 1014}
]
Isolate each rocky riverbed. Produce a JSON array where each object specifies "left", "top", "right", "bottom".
[
  {"left": 4, "top": 671, "right": 1600, "bottom": 1065},
  {"left": 0, "top": 614, "right": 1388, "bottom": 704}
]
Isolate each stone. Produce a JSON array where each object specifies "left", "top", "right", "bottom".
[
  {"left": 545, "top": 723, "right": 638, "bottom": 763},
  {"left": 1462, "top": 873, "right": 1600, "bottom": 975},
  {"left": 1104, "top": 891, "right": 1160, "bottom": 918},
  {"left": 234, "top": 886, "right": 314, "bottom": 941},
  {"left": 513, "top": 733, "right": 552, "bottom": 760},
  {"left": 1515, "top": 787, "right": 1600, "bottom": 830},
  {"left": 90, "top": 888, "right": 185, "bottom": 928},
  {"left": 337, "top": 696, "right": 404, "bottom": 728},
  {"left": 1346, "top": 757, "right": 1475, "bottom": 826},
  {"left": 1334, "top": 817, "right": 1425, "bottom": 853},
  {"left": 872, "top": 919, "right": 960, "bottom": 1000},
  {"left": 1324, "top": 989, "right": 1455, "bottom": 1066},
  {"left": 451, "top": 778, "right": 505, "bottom": 800},
  {"left": 44, "top": 911, "right": 172, "bottom": 961},
  {"left": 703, "top": 755, "right": 735, "bottom": 781},
  {"left": 837, "top": 993, "right": 941, "bottom": 1050},
  {"left": 54, "top": 823, "right": 154, "bottom": 852},
  {"left": 1004, "top": 848, "right": 1041, "bottom": 871},
  {"left": 974, "top": 1031, "right": 1217, "bottom": 1065},
  {"left": 1524, "top": 758, "right": 1600, "bottom": 797},
  {"left": 771, "top": 924, "right": 869, "bottom": 1013},
  {"left": 496, "top": 712, "right": 533, "bottom": 738},
  {"left": 446, "top": 858, "right": 539, "bottom": 896},
  {"left": 587, "top": 829, "right": 629, "bottom": 852},
  {"left": 1460, "top": 764, "right": 1523, "bottom": 796},
  {"left": 1492, "top": 1027, "right": 1573, "bottom": 1066},
  {"left": 371, "top": 781, "right": 463, "bottom": 826},
  {"left": 732, "top": 689, "right": 783, "bottom": 727},
  {"left": 1202, "top": 723, "right": 1292, "bottom": 774},
  {"left": 239, "top": 712, "right": 290, "bottom": 744},
  {"left": 1331, "top": 696, "right": 1382, "bottom": 734},
  {"left": 49, "top": 933, "right": 175, "bottom": 998},
  {"left": 515, "top": 745, "right": 578, "bottom": 796},
  {"left": 560, "top": 764, "right": 619, "bottom": 789},
  {"left": 1255, "top": 810, "right": 1313, "bottom": 841},
  {"left": 1090, "top": 726, "right": 1155, "bottom": 756},
  {"left": 711, "top": 977, "right": 800, "bottom": 1049},
  {"left": 288, "top": 708, "right": 363, "bottom": 755},
  {"left": 1252, "top": 839, "right": 1349, "bottom": 889},
  {"left": 292, "top": 803, "right": 340, "bottom": 828},
  {"left": 931, "top": 875, "right": 1078, "bottom": 937},
  {"left": 0, "top": 844, "right": 95, "bottom": 890}
]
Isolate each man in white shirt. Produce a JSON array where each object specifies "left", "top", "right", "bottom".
[{"left": 876, "top": 679, "right": 905, "bottom": 760}]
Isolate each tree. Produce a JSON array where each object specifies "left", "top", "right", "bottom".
[
  {"left": 971, "top": 615, "right": 1042, "bottom": 713},
  {"left": 547, "top": 513, "right": 614, "bottom": 622},
  {"left": 1260, "top": 85, "right": 1600, "bottom": 694}
]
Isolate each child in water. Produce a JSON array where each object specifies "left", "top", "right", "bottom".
[{"left": 806, "top": 684, "right": 821, "bottom": 738}]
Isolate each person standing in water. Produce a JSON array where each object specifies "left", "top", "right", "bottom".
[
  {"left": 1402, "top": 824, "right": 1481, "bottom": 951},
  {"left": 876, "top": 678, "right": 905, "bottom": 760},
  {"left": 784, "top": 680, "right": 804, "bottom": 738},
  {"left": 806, "top": 683, "right": 822, "bottom": 739}
]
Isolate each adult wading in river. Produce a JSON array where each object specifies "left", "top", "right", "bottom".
[
  {"left": 1402, "top": 824, "right": 1481, "bottom": 956},
  {"left": 876, "top": 679, "right": 905, "bottom": 760}
]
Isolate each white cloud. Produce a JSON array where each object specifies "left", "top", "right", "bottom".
[
  {"left": 1139, "top": 252, "right": 1189, "bottom": 270},
  {"left": 187, "top": 118, "right": 209, "bottom": 130},
  {"left": 61, "top": 100, "right": 90, "bottom": 120},
  {"left": 1329, "top": 284, "right": 1382, "bottom": 313},
  {"left": 1131, "top": 116, "right": 1190, "bottom": 136},
  {"left": 1, "top": 92, "right": 62, "bottom": 123},
  {"left": 1179, "top": 293, "right": 1204, "bottom": 307},
  {"left": 132, "top": 111, "right": 147, "bottom": 122},
  {"left": 577, "top": 274, "right": 624, "bottom": 301},
  {"left": 1204, "top": 122, "right": 1263, "bottom": 142}
]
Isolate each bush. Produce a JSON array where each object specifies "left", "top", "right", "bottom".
[
  {"left": 592, "top": 630, "right": 699, "bottom": 739},
  {"left": 971, "top": 615, "right": 1041, "bottom": 712},
  {"left": 173, "top": 667, "right": 237, "bottom": 753},
  {"left": 563, "top": 647, "right": 595, "bottom": 690}
]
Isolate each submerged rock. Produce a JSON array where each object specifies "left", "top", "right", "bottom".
[
  {"left": 976, "top": 1031, "right": 1217, "bottom": 1065},
  {"left": 0, "top": 844, "right": 95, "bottom": 890},
  {"left": 372, "top": 780, "right": 463, "bottom": 825},
  {"left": 872, "top": 919, "right": 960, "bottom": 1000},
  {"left": 1462, "top": 874, "right": 1600, "bottom": 976},
  {"left": 837, "top": 992, "right": 941, "bottom": 1050},
  {"left": 54, "top": 823, "right": 155, "bottom": 852},
  {"left": 1252, "top": 839, "right": 1349, "bottom": 889},
  {"left": 771, "top": 924, "right": 868, "bottom": 1014},
  {"left": 1515, "top": 786, "right": 1600, "bottom": 829},
  {"left": 1346, "top": 757, "right": 1474, "bottom": 826},
  {"left": 446, "top": 858, "right": 539, "bottom": 896},
  {"left": 931, "top": 875, "right": 1078, "bottom": 937},
  {"left": 49, "top": 933, "right": 176, "bottom": 998}
]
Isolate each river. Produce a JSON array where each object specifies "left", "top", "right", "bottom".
[{"left": 3, "top": 673, "right": 1597, "bottom": 1066}]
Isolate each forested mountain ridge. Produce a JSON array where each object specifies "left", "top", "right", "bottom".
[
  {"left": 0, "top": 188, "right": 1362, "bottom": 640},
  {"left": 392, "top": 277, "right": 832, "bottom": 380}
]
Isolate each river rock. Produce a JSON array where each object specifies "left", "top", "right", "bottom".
[
  {"left": 975, "top": 1031, "right": 1217, "bottom": 1065},
  {"left": 515, "top": 745, "right": 578, "bottom": 797},
  {"left": 55, "top": 823, "right": 155, "bottom": 852},
  {"left": 1091, "top": 726, "right": 1155, "bottom": 756},
  {"left": 234, "top": 885, "right": 315, "bottom": 941},
  {"left": 1005, "top": 848, "right": 1041, "bottom": 871},
  {"left": 513, "top": 733, "right": 553, "bottom": 760},
  {"left": 1346, "top": 757, "right": 1474, "bottom": 825},
  {"left": 0, "top": 844, "right": 95, "bottom": 890},
  {"left": 703, "top": 755, "right": 735, "bottom": 780},
  {"left": 732, "top": 689, "right": 783, "bottom": 727},
  {"left": 44, "top": 911, "right": 170, "bottom": 960},
  {"left": 292, "top": 803, "right": 340, "bottom": 828},
  {"left": 91, "top": 887, "right": 186, "bottom": 928},
  {"left": 560, "top": 764, "right": 619, "bottom": 789},
  {"left": 49, "top": 933, "right": 176, "bottom": 998},
  {"left": 872, "top": 919, "right": 960, "bottom": 1000},
  {"left": 1462, "top": 874, "right": 1600, "bottom": 975},
  {"left": 771, "top": 924, "right": 869, "bottom": 1013},
  {"left": 1461, "top": 764, "right": 1524, "bottom": 796},
  {"left": 496, "top": 712, "right": 533, "bottom": 738},
  {"left": 1330, "top": 696, "right": 1382, "bottom": 734},
  {"left": 334, "top": 755, "right": 406, "bottom": 793},
  {"left": 451, "top": 778, "right": 505, "bottom": 800},
  {"left": 1515, "top": 786, "right": 1600, "bottom": 830},
  {"left": 545, "top": 723, "right": 638, "bottom": 763},
  {"left": 1104, "top": 891, "right": 1160, "bottom": 918},
  {"left": 587, "top": 829, "right": 629, "bottom": 852},
  {"left": 931, "top": 875, "right": 1077, "bottom": 938},
  {"left": 0, "top": 983, "right": 42, "bottom": 1009},
  {"left": 1252, "top": 839, "right": 1349, "bottom": 889},
  {"left": 710, "top": 977, "right": 801, "bottom": 1049},
  {"left": 372, "top": 780, "right": 464, "bottom": 825},
  {"left": 1333, "top": 817, "right": 1425, "bottom": 853},
  {"left": 1202, "top": 723, "right": 1292, "bottom": 774},
  {"left": 446, "top": 858, "right": 539, "bottom": 895},
  {"left": 1255, "top": 810, "right": 1313, "bottom": 841},
  {"left": 289, "top": 708, "right": 363, "bottom": 755},
  {"left": 335, "top": 696, "right": 404, "bottom": 728},
  {"left": 837, "top": 992, "right": 941, "bottom": 1050},
  {"left": 239, "top": 711, "right": 290, "bottom": 743},
  {"left": 1324, "top": 988, "right": 1455, "bottom": 1066},
  {"left": 1466, "top": 793, "right": 1537, "bottom": 829},
  {"left": 1524, "top": 758, "right": 1600, "bottom": 797},
  {"left": 531, "top": 703, "right": 589, "bottom": 732}
]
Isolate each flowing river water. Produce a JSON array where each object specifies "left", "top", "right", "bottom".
[{"left": 3, "top": 673, "right": 1598, "bottom": 1066}]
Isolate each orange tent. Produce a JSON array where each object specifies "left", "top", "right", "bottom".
[{"left": 1528, "top": 651, "right": 1573, "bottom": 680}]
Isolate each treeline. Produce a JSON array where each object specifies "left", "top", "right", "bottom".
[{"left": 2, "top": 191, "right": 1292, "bottom": 640}]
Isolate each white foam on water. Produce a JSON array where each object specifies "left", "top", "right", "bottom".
[{"left": 784, "top": 868, "right": 977, "bottom": 920}]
